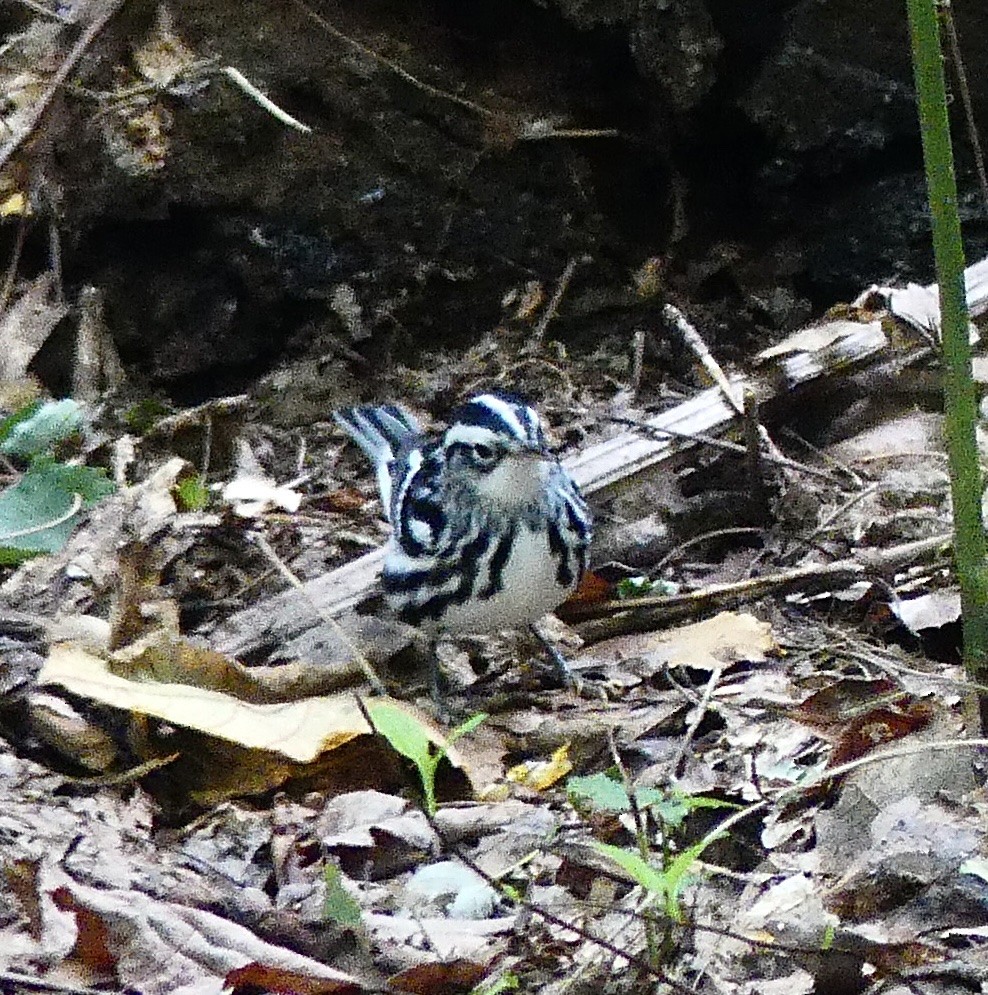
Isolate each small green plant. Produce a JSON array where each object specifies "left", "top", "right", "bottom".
[
  {"left": 122, "top": 396, "right": 171, "bottom": 434},
  {"left": 0, "top": 399, "right": 114, "bottom": 563},
  {"left": 592, "top": 837, "right": 714, "bottom": 923},
  {"left": 323, "top": 862, "right": 362, "bottom": 927},
  {"left": 615, "top": 575, "right": 679, "bottom": 600},
  {"left": 366, "top": 700, "right": 487, "bottom": 816},
  {"left": 174, "top": 474, "right": 210, "bottom": 511},
  {"left": 471, "top": 971, "right": 520, "bottom": 994},
  {"left": 569, "top": 770, "right": 735, "bottom": 955}
]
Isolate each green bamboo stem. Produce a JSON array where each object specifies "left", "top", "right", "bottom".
[{"left": 906, "top": 0, "right": 988, "bottom": 705}]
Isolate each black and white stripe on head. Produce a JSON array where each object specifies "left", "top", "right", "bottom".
[{"left": 444, "top": 393, "right": 545, "bottom": 451}]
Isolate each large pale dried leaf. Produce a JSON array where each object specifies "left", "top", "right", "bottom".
[
  {"left": 582, "top": 611, "right": 777, "bottom": 671},
  {"left": 40, "top": 643, "right": 374, "bottom": 762}
]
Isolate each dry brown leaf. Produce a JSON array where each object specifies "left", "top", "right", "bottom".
[
  {"left": 387, "top": 957, "right": 491, "bottom": 995},
  {"left": 0, "top": 273, "right": 70, "bottom": 380},
  {"left": 52, "top": 880, "right": 363, "bottom": 994}
]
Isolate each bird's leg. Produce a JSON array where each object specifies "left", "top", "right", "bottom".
[{"left": 528, "top": 623, "right": 581, "bottom": 692}]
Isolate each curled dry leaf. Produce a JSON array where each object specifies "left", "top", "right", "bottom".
[
  {"left": 37, "top": 643, "right": 470, "bottom": 806},
  {"left": 51, "top": 879, "right": 363, "bottom": 994}
]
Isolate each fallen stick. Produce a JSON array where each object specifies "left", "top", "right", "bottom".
[{"left": 567, "top": 534, "right": 952, "bottom": 643}]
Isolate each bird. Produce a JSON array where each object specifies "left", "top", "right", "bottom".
[{"left": 333, "top": 391, "right": 592, "bottom": 692}]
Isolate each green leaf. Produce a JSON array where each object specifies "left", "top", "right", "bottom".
[
  {"left": 0, "top": 399, "right": 83, "bottom": 459},
  {"left": 0, "top": 462, "right": 115, "bottom": 564},
  {"left": 591, "top": 842, "right": 669, "bottom": 894},
  {"left": 367, "top": 700, "right": 434, "bottom": 767},
  {"left": 123, "top": 397, "right": 171, "bottom": 434},
  {"left": 659, "top": 838, "right": 711, "bottom": 919},
  {"left": 446, "top": 711, "right": 488, "bottom": 747},
  {"left": 615, "top": 576, "right": 679, "bottom": 599},
  {"left": 366, "top": 700, "right": 439, "bottom": 814},
  {"left": 592, "top": 835, "right": 720, "bottom": 922},
  {"left": 472, "top": 972, "right": 520, "bottom": 995},
  {"left": 323, "top": 863, "right": 362, "bottom": 927},
  {"left": 568, "top": 772, "right": 631, "bottom": 812},
  {"left": 174, "top": 474, "right": 210, "bottom": 511},
  {"left": 0, "top": 400, "right": 42, "bottom": 448},
  {"left": 616, "top": 575, "right": 655, "bottom": 599},
  {"left": 650, "top": 791, "right": 738, "bottom": 828}
]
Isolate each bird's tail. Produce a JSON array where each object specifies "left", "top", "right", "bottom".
[{"left": 334, "top": 404, "right": 422, "bottom": 516}]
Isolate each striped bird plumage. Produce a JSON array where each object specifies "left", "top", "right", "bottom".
[{"left": 334, "top": 392, "right": 592, "bottom": 633}]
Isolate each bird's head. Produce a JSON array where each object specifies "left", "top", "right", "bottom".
[{"left": 442, "top": 393, "right": 553, "bottom": 506}]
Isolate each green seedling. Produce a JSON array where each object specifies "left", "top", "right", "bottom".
[{"left": 367, "top": 700, "right": 487, "bottom": 816}]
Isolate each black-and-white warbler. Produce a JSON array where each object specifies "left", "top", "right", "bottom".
[{"left": 334, "top": 392, "right": 592, "bottom": 640}]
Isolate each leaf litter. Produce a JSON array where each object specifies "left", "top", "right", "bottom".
[
  {"left": 3, "top": 328, "right": 988, "bottom": 993},
  {"left": 1, "top": 13, "right": 988, "bottom": 988}
]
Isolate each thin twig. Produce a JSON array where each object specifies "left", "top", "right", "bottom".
[
  {"left": 252, "top": 532, "right": 385, "bottom": 693},
  {"left": 0, "top": 212, "right": 30, "bottom": 316},
  {"left": 778, "top": 426, "right": 864, "bottom": 488},
  {"left": 664, "top": 303, "right": 790, "bottom": 468},
  {"left": 693, "top": 736, "right": 988, "bottom": 861},
  {"left": 572, "top": 534, "right": 955, "bottom": 640},
  {"left": 629, "top": 327, "right": 645, "bottom": 395},
  {"left": 802, "top": 482, "right": 881, "bottom": 542},
  {"left": 0, "top": 0, "right": 127, "bottom": 173},
  {"left": 607, "top": 416, "right": 846, "bottom": 485},
  {"left": 222, "top": 66, "right": 312, "bottom": 134},
  {"left": 653, "top": 527, "right": 766, "bottom": 576},
  {"left": 671, "top": 666, "right": 723, "bottom": 778},
  {"left": 528, "top": 256, "right": 583, "bottom": 349},
  {"left": 289, "top": 0, "right": 497, "bottom": 120},
  {"left": 940, "top": 5, "right": 988, "bottom": 211},
  {"left": 574, "top": 560, "right": 867, "bottom": 640}
]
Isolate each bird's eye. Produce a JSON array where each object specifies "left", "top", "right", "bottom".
[{"left": 472, "top": 443, "right": 495, "bottom": 462}]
